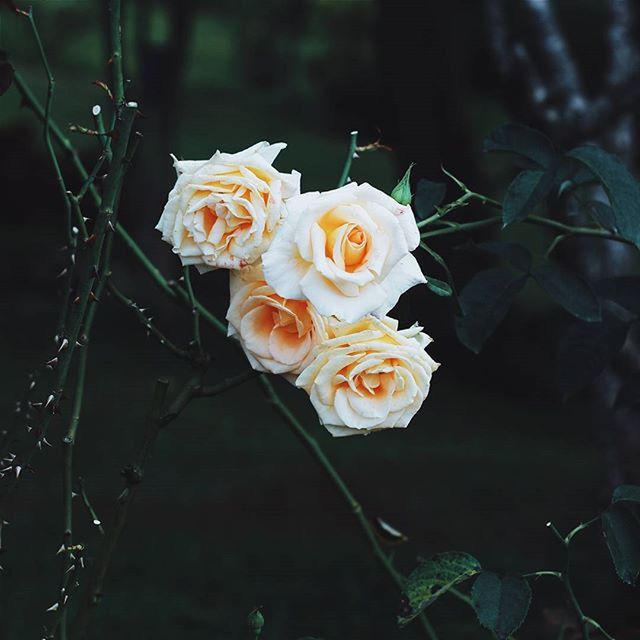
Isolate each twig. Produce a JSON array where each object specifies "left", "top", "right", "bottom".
[
  {"left": 545, "top": 519, "right": 605, "bottom": 640},
  {"left": 91, "top": 105, "right": 111, "bottom": 156},
  {"left": 57, "top": 344, "right": 89, "bottom": 639},
  {"left": 70, "top": 377, "right": 170, "bottom": 640},
  {"left": 69, "top": 362, "right": 256, "bottom": 638},
  {"left": 107, "top": 0, "right": 125, "bottom": 107},
  {"left": 196, "top": 370, "right": 259, "bottom": 397},
  {"left": 183, "top": 266, "right": 202, "bottom": 354},
  {"left": 11, "top": 69, "right": 178, "bottom": 302},
  {"left": 257, "top": 376, "right": 400, "bottom": 582},
  {"left": 171, "top": 280, "right": 227, "bottom": 335},
  {"left": 257, "top": 375, "right": 438, "bottom": 640},
  {"left": 337, "top": 130, "right": 358, "bottom": 187},
  {"left": 107, "top": 279, "right": 191, "bottom": 360},
  {"left": 563, "top": 545, "right": 590, "bottom": 640},
  {"left": 0, "top": 62, "right": 138, "bottom": 508},
  {"left": 22, "top": 7, "right": 76, "bottom": 249},
  {"left": 77, "top": 477, "right": 104, "bottom": 536},
  {"left": 419, "top": 201, "right": 636, "bottom": 247}
]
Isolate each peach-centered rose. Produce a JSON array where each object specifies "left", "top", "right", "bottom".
[
  {"left": 295, "top": 316, "right": 439, "bottom": 437},
  {"left": 156, "top": 142, "right": 300, "bottom": 271},
  {"left": 262, "top": 182, "right": 426, "bottom": 322},
  {"left": 227, "top": 266, "right": 327, "bottom": 378}
]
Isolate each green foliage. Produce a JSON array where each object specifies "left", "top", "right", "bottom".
[
  {"left": 247, "top": 607, "right": 265, "bottom": 638},
  {"left": 398, "top": 552, "right": 481, "bottom": 626},
  {"left": 465, "top": 241, "right": 532, "bottom": 272},
  {"left": 483, "top": 123, "right": 556, "bottom": 169},
  {"left": 455, "top": 268, "right": 527, "bottom": 353},
  {"left": 584, "top": 200, "right": 618, "bottom": 233},
  {"left": 601, "top": 504, "right": 640, "bottom": 586},
  {"left": 502, "top": 169, "right": 554, "bottom": 227},
  {"left": 612, "top": 485, "right": 640, "bottom": 505},
  {"left": 530, "top": 262, "right": 601, "bottom": 322},
  {"left": 567, "top": 145, "right": 640, "bottom": 246},
  {"left": 555, "top": 315, "right": 628, "bottom": 395},
  {"left": 414, "top": 179, "right": 446, "bottom": 220},
  {"left": 471, "top": 572, "right": 532, "bottom": 640},
  {"left": 556, "top": 157, "right": 599, "bottom": 193},
  {"left": 425, "top": 276, "right": 453, "bottom": 297},
  {"left": 390, "top": 163, "right": 414, "bottom": 206}
]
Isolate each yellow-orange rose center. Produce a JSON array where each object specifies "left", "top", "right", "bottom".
[{"left": 322, "top": 212, "right": 370, "bottom": 272}]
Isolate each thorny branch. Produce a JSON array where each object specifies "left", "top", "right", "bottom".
[{"left": 2, "top": 4, "right": 635, "bottom": 640}]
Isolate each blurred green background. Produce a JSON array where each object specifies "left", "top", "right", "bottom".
[{"left": 0, "top": 1, "right": 638, "bottom": 638}]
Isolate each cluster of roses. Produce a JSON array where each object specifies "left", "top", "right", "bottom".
[{"left": 156, "top": 142, "right": 439, "bottom": 437}]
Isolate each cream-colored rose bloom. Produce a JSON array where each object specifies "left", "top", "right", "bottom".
[
  {"left": 156, "top": 142, "right": 300, "bottom": 271},
  {"left": 226, "top": 265, "right": 327, "bottom": 378},
  {"left": 262, "top": 182, "right": 426, "bottom": 322},
  {"left": 296, "top": 316, "right": 439, "bottom": 437}
]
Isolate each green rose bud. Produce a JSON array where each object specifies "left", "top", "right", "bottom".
[
  {"left": 247, "top": 606, "right": 265, "bottom": 638},
  {"left": 390, "top": 163, "right": 415, "bottom": 205}
]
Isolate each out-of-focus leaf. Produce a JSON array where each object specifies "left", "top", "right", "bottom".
[
  {"left": 584, "top": 201, "right": 618, "bottom": 233},
  {"left": 503, "top": 169, "right": 554, "bottom": 226},
  {"left": 462, "top": 241, "right": 532, "bottom": 272},
  {"left": 595, "top": 276, "right": 640, "bottom": 317},
  {"left": 455, "top": 268, "right": 527, "bottom": 353},
  {"left": 425, "top": 276, "right": 453, "bottom": 297},
  {"left": 555, "top": 156, "right": 597, "bottom": 194},
  {"left": 567, "top": 145, "right": 640, "bottom": 246},
  {"left": 0, "top": 51, "right": 14, "bottom": 97},
  {"left": 556, "top": 314, "right": 628, "bottom": 396},
  {"left": 414, "top": 179, "right": 446, "bottom": 220},
  {"left": 483, "top": 123, "right": 557, "bottom": 169},
  {"left": 471, "top": 572, "right": 532, "bottom": 640},
  {"left": 531, "top": 262, "right": 601, "bottom": 321},
  {"left": 601, "top": 504, "right": 640, "bottom": 585},
  {"left": 398, "top": 552, "right": 481, "bottom": 626},
  {"left": 612, "top": 485, "right": 640, "bottom": 506}
]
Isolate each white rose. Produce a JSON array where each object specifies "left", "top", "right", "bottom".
[
  {"left": 226, "top": 265, "right": 327, "bottom": 378},
  {"left": 262, "top": 182, "right": 426, "bottom": 322},
  {"left": 295, "top": 316, "right": 439, "bottom": 437},
  {"left": 156, "top": 142, "right": 300, "bottom": 271}
]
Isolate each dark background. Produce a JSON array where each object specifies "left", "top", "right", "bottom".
[{"left": 1, "top": 1, "right": 639, "bottom": 638}]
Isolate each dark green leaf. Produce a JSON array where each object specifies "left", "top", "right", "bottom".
[
  {"left": 584, "top": 201, "right": 618, "bottom": 233},
  {"left": 455, "top": 268, "right": 528, "bottom": 353},
  {"left": 556, "top": 314, "right": 629, "bottom": 395},
  {"left": 415, "top": 179, "right": 446, "bottom": 220},
  {"left": 555, "top": 156, "right": 597, "bottom": 194},
  {"left": 595, "top": 277, "right": 640, "bottom": 317},
  {"left": 462, "top": 241, "right": 532, "bottom": 271},
  {"left": 567, "top": 145, "right": 640, "bottom": 246},
  {"left": 503, "top": 170, "right": 554, "bottom": 226},
  {"left": 612, "top": 485, "right": 640, "bottom": 506},
  {"left": 425, "top": 276, "right": 453, "bottom": 297},
  {"left": 399, "top": 552, "right": 481, "bottom": 626},
  {"left": 0, "top": 51, "right": 14, "bottom": 97},
  {"left": 531, "top": 263, "right": 601, "bottom": 321},
  {"left": 601, "top": 504, "right": 640, "bottom": 585},
  {"left": 471, "top": 572, "right": 532, "bottom": 640},
  {"left": 420, "top": 242, "right": 459, "bottom": 308},
  {"left": 483, "top": 123, "right": 557, "bottom": 169}
]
